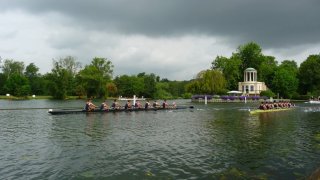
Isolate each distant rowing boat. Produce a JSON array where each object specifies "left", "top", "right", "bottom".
[
  {"left": 48, "top": 106, "right": 194, "bottom": 115},
  {"left": 249, "top": 108, "right": 293, "bottom": 115}
]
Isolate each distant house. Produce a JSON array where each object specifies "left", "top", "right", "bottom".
[{"left": 238, "top": 68, "right": 267, "bottom": 95}]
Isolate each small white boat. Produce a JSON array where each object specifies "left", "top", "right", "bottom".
[{"left": 309, "top": 100, "right": 320, "bottom": 104}]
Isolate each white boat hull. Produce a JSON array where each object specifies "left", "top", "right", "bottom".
[{"left": 309, "top": 100, "right": 320, "bottom": 104}]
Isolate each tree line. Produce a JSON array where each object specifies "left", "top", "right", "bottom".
[
  {"left": 1, "top": 42, "right": 320, "bottom": 100},
  {"left": 0, "top": 56, "right": 190, "bottom": 99},
  {"left": 186, "top": 42, "right": 320, "bottom": 99}
]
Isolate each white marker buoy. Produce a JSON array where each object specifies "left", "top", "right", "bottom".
[{"left": 205, "top": 95, "right": 207, "bottom": 105}]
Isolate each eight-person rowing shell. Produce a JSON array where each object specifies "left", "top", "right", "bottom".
[
  {"left": 86, "top": 99, "right": 181, "bottom": 112},
  {"left": 258, "top": 101, "right": 295, "bottom": 110},
  {"left": 250, "top": 101, "right": 295, "bottom": 115}
]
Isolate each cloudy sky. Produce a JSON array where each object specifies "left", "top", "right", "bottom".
[{"left": 0, "top": 0, "right": 319, "bottom": 80}]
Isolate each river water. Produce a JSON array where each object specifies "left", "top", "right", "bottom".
[{"left": 0, "top": 99, "right": 320, "bottom": 179}]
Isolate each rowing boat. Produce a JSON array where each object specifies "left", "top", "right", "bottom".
[
  {"left": 249, "top": 108, "right": 293, "bottom": 115},
  {"left": 309, "top": 100, "right": 320, "bottom": 104},
  {"left": 48, "top": 106, "right": 194, "bottom": 115}
]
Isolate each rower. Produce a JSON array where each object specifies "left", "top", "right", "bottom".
[
  {"left": 153, "top": 100, "right": 158, "bottom": 108},
  {"left": 135, "top": 100, "right": 142, "bottom": 109},
  {"left": 111, "top": 99, "right": 119, "bottom": 109},
  {"left": 85, "top": 98, "right": 97, "bottom": 111},
  {"left": 124, "top": 100, "right": 132, "bottom": 110},
  {"left": 145, "top": 100, "right": 150, "bottom": 109},
  {"left": 162, "top": 99, "right": 168, "bottom": 109},
  {"left": 258, "top": 102, "right": 264, "bottom": 110},
  {"left": 172, "top": 102, "right": 176, "bottom": 108},
  {"left": 259, "top": 102, "right": 267, "bottom": 110},
  {"left": 100, "top": 100, "right": 109, "bottom": 111}
]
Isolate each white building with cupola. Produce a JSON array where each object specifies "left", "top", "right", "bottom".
[{"left": 238, "top": 68, "right": 267, "bottom": 95}]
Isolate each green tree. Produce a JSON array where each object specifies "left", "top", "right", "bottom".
[
  {"left": 186, "top": 70, "right": 226, "bottom": 94},
  {"left": 4, "top": 74, "right": 30, "bottom": 97},
  {"left": 279, "top": 60, "right": 298, "bottom": 74},
  {"left": 25, "top": 63, "right": 39, "bottom": 77},
  {"left": 155, "top": 82, "right": 173, "bottom": 99},
  {"left": 236, "top": 42, "right": 264, "bottom": 73},
  {"left": 47, "top": 66, "right": 70, "bottom": 99},
  {"left": 77, "top": 65, "right": 102, "bottom": 98},
  {"left": 106, "top": 82, "right": 118, "bottom": 97},
  {"left": 185, "top": 80, "right": 202, "bottom": 94},
  {"left": 298, "top": 54, "right": 320, "bottom": 96},
  {"left": 201, "top": 70, "right": 227, "bottom": 94},
  {"left": 258, "top": 56, "right": 278, "bottom": 89},
  {"left": 0, "top": 73, "right": 6, "bottom": 94},
  {"left": 1, "top": 59, "right": 25, "bottom": 79},
  {"left": 114, "top": 75, "right": 144, "bottom": 97},
  {"left": 56, "top": 56, "right": 82, "bottom": 77},
  {"left": 24, "top": 63, "right": 45, "bottom": 95},
  {"left": 168, "top": 80, "right": 189, "bottom": 98},
  {"left": 142, "top": 73, "right": 157, "bottom": 98},
  {"left": 47, "top": 56, "right": 81, "bottom": 99},
  {"left": 272, "top": 67, "right": 298, "bottom": 99},
  {"left": 212, "top": 55, "right": 241, "bottom": 90},
  {"left": 77, "top": 57, "right": 113, "bottom": 98},
  {"left": 211, "top": 56, "right": 229, "bottom": 70},
  {"left": 260, "top": 89, "right": 275, "bottom": 98}
]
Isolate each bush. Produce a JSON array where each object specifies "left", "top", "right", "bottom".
[
  {"left": 213, "top": 95, "right": 220, "bottom": 99},
  {"left": 182, "top": 93, "right": 192, "bottom": 99},
  {"left": 299, "top": 95, "right": 311, "bottom": 100},
  {"left": 260, "top": 90, "right": 275, "bottom": 98}
]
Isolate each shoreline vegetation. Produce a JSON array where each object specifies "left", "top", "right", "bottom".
[
  {"left": 0, "top": 95, "right": 184, "bottom": 101},
  {"left": 0, "top": 95, "right": 306, "bottom": 103},
  {"left": 0, "top": 95, "right": 84, "bottom": 100}
]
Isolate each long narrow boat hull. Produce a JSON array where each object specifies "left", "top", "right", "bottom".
[
  {"left": 48, "top": 106, "right": 194, "bottom": 115},
  {"left": 309, "top": 100, "right": 320, "bottom": 104},
  {"left": 249, "top": 108, "right": 293, "bottom": 115}
]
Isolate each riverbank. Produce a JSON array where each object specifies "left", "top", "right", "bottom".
[
  {"left": 0, "top": 95, "right": 81, "bottom": 100},
  {"left": 0, "top": 95, "right": 185, "bottom": 101},
  {"left": 192, "top": 98, "right": 306, "bottom": 103}
]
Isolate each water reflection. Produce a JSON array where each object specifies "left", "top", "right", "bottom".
[
  {"left": 1, "top": 100, "right": 320, "bottom": 179},
  {"left": 85, "top": 114, "right": 109, "bottom": 139}
]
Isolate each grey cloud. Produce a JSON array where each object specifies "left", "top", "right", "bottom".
[
  {"left": 0, "top": 31, "right": 17, "bottom": 40},
  {"left": 1, "top": 0, "right": 319, "bottom": 80},
  {"left": 1, "top": 0, "right": 319, "bottom": 48}
]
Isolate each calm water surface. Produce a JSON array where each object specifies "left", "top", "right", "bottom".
[{"left": 0, "top": 99, "right": 320, "bottom": 179}]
